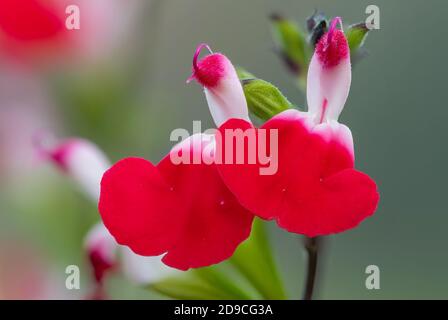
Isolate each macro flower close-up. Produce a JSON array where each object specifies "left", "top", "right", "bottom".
[
  {"left": 198, "top": 18, "right": 380, "bottom": 237},
  {"left": 0, "top": 0, "right": 447, "bottom": 309}
]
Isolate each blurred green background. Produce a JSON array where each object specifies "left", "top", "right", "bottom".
[{"left": 1, "top": 0, "right": 447, "bottom": 299}]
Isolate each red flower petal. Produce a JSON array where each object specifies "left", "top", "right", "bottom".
[
  {"left": 99, "top": 137, "right": 254, "bottom": 271},
  {"left": 216, "top": 110, "right": 379, "bottom": 236},
  {"left": 216, "top": 118, "right": 281, "bottom": 220},
  {"left": 99, "top": 158, "right": 181, "bottom": 257},
  {"left": 158, "top": 153, "right": 254, "bottom": 269},
  {"left": 277, "top": 168, "right": 378, "bottom": 236}
]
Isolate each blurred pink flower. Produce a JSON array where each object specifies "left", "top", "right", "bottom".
[{"left": 0, "top": 0, "right": 144, "bottom": 67}]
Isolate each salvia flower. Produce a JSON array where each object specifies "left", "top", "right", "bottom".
[
  {"left": 192, "top": 18, "right": 379, "bottom": 237},
  {"left": 98, "top": 93, "right": 254, "bottom": 271},
  {"left": 98, "top": 46, "right": 255, "bottom": 272}
]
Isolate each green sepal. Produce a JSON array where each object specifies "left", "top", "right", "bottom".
[{"left": 346, "top": 22, "right": 369, "bottom": 53}]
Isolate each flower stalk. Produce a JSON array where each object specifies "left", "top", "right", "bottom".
[{"left": 303, "top": 236, "right": 320, "bottom": 300}]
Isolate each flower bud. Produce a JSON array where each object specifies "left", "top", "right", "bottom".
[
  {"left": 85, "top": 223, "right": 176, "bottom": 286},
  {"left": 307, "top": 17, "right": 351, "bottom": 123},
  {"left": 35, "top": 136, "right": 110, "bottom": 201},
  {"left": 85, "top": 223, "right": 117, "bottom": 284},
  {"left": 188, "top": 43, "right": 250, "bottom": 127}
]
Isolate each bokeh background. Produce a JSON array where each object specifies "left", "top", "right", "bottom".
[{"left": 1, "top": 0, "right": 447, "bottom": 299}]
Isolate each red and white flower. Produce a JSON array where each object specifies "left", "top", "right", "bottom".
[
  {"left": 191, "top": 18, "right": 379, "bottom": 237},
  {"left": 98, "top": 48, "right": 257, "bottom": 271}
]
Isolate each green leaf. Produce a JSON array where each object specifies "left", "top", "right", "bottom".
[
  {"left": 230, "top": 219, "right": 287, "bottom": 299},
  {"left": 149, "top": 274, "right": 237, "bottom": 300},
  {"left": 242, "top": 78, "right": 293, "bottom": 121},
  {"left": 149, "top": 265, "right": 255, "bottom": 300},
  {"left": 237, "top": 68, "right": 293, "bottom": 121},
  {"left": 270, "top": 14, "right": 310, "bottom": 75},
  {"left": 346, "top": 22, "right": 369, "bottom": 52},
  {"left": 192, "top": 266, "right": 254, "bottom": 299}
]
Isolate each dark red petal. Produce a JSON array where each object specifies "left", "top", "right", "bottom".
[
  {"left": 99, "top": 157, "right": 183, "bottom": 256},
  {"left": 157, "top": 152, "right": 254, "bottom": 271}
]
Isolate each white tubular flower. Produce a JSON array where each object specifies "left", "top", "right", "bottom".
[{"left": 35, "top": 136, "right": 110, "bottom": 201}]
